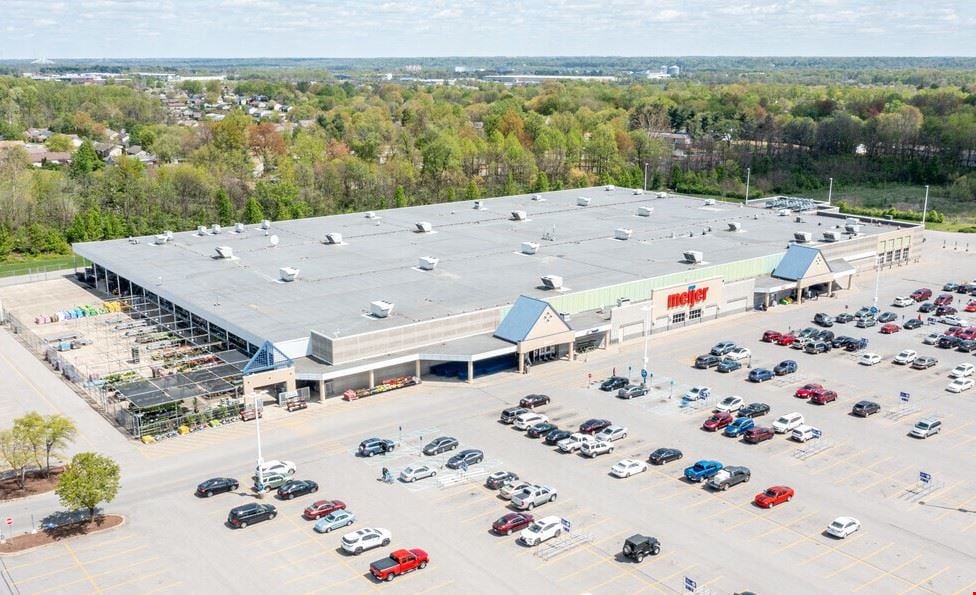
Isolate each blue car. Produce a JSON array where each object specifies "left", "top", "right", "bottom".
[
  {"left": 724, "top": 417, "right": 755, "bottom": 437},
  {"left": 684, "top": 460, "right": 724, "bottom": 482},
  {"left": 773, "top": 360, "right": 798, "bottom": 376},
  {"left": 748, "top": 368, "right": 774, "bottom": 382},
  {"left": 313, "top": 509, "right": 356, "bottom": 533}
]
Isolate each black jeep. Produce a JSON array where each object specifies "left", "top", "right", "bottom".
[{"left": 622, "top": 534, "right": 661, "bottom": 562}]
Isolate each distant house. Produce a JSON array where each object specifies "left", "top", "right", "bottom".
[
  {"left": 25, "top": 128, "right": 54, "bottom": 143},
  {"left": 648, "top": 131, "right": 692, "bottom": 147},
  {"left": 94, "top": 142, "right": 123, "bottom": 159},
  {"left": 28, "top": 151, "right": 72, "bottom": 166}
]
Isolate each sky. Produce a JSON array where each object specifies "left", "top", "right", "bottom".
[{"left": 1, "top": 0, "right": 974, "bottom": 59}]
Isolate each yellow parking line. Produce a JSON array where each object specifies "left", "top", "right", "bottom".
[
  {"left": 857, "top": 463, "right": 913, "bottom": 493},
  {"left": 748, "top": 510, "right": 816, "bottom": 542},
  {"left": 413, "top": 580, "right": 456, "bottom": 594},
  {"left": 769, "top": 536, "right": 807, "bottom": 554},
  {"left": 70, "top": 533, "right": 137, "bottom": 554},
  {"left": 306, "top": 571, "right": 362, "bottom": 593},
  {"left": 281, "top": 562, "right": 339, "bottom": 586},
  {"left": 33, "top": 556, "right": 160, "bottom": 595},
  {"left": 268, "top": 549, "right": 325, "bottom": 573},
  {"left": 680, "top": 494, "right": 713, "bottom": 510},
  {"left": 951, "top": 578, "right": 976, "bottom": 595},
  {"left": 459, "top": 507, "right": 501, "bottom": 524},
  {"left": 824, "top": 542, "right": 893, "bottom": 578},
  {"left": 556, "top": 556, "right": 611, "bottom": 582},
  {"left": 140, "top": 580, "right": 183, "bottom": 594},
  {"left": 961, "top": 517, "right": 976, "bottom": 533},
  {"left": 898, "top": 565, "right": 950, "bottom": 595},
  {"left": 800, "top": 544, "right": 836, "bottom": 565},
  {"left": 852, "top": 554, "right": 923, "bottom": 592},
  {"left": 99, "top": 569, "right": 166, "bottom": 593},
  {"left": 931, "top": 481, "right": 970, "bottom": 519},
  {"left": 941, "top": 420, "right": 974, "bottom": 438},
  {"left": 833, "top": 455, "right": 895, "bottom": 482},
  {"left": 810, "top": 456, "right": 856, "bottom": 476}
]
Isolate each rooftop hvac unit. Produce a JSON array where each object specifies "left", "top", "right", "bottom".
[
  {"left": 577, "top": 197, "right": 591, "bottom": 207},
  {"left": 511, "top": 210, "right": 527, "bottom": 221},
  {"left": 657, "top": 191, "right": 668, "bottom": 198},
  {"left": 211, "top": 224, "right": 221, "bottom": 234},
  {"left": 541, "top": 275, "right": 563, "bottom": 290},
  {"left": 728, "top": 222, "right": 742, "bottom": 232},
  {"left": 844, "top": 224, "right": 861, "bottom": 235},
  {"left": 473, "top": 200, "right": 484, "bottom": 210},
  {"left": 154, "top": 234, "right": 167, "bottom": 245},
  {"left": 683, "top": 251, "right": 704, "bottom": 264},
  {"left": 234, "top": 223, "right": 245, "bottom": 233},
  {"left": 418, "top": 256, "right": 439, "bottom": 270},
  {"left": 415, "top": 221, "right": 432, "bottom": 233},
  {"left": 260, "top": 219, "right": 271, "bottom": 230},
  {"left": 703, "top": 199, "right": 716, "bottom": 206},
  {"left": 324, "top": 232, "right": 343, "bottom": 245},
  {"left": 793, "top": 231, "right": 813, "bottom": 243},
  {"left": 633, "top": 188, "right": 644, "bottom": 195},
  {"left": 845, "top": 217, "right": 861, "bottom": 225},
  {"left": 164, "top": 230, "right": 173, "bottom": 241},
  {"left": 365, "top": 211, "right": 377, "bottom": 219},
  {"left": 559, "top": 312, "right": 571, "bottom": 322},
  {"left": 370, "top": 300, "right": 394, "bottom": 318},
  {"left": 532, "top": 194, "right": 544, "bottom": 201},
  {"left": 197, "top": 225, "right": 207, "bottom": 235},
  {"left": 637, "top": 206, "right": 653, "bottom": 217},
  {"left": 605, "top": 185, "right": 615, "bottom": 191},
  {"left": 617, "top": 297, "right": 631, "bottom": 307},
  {"left": 279, "top": 267, "right": 299, "bottom": 282},
  {"left": 822, "top": 231, "right": 841, "bottom": 242},
  {"left": 521, "top": 241, "right": 539, "bottom": 255},
  {"left": 215, "top": 246, "right": 234, "bottom": 259},
  {"left": 778, "top": 209, "right": 790, "bottom": 216},
  {"left": 614, "top": 228, "right": 633, "bottom": 240}
]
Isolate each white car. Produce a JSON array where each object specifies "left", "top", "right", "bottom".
[
  {"left": 715, "top": 395, "right": 744, "bottom": 413},
  {"left": 595, "top": 425, "right": 628, "bottom": 442},
  {"left": 340, "top": 527, "right": 391, "bottom": 555},
  {"left": 892, "top": 296, "right": 915, "bottom": 307},
  {"left": 859, "top": 353, "right": 882, "bottom": 366},
  {"left": 519, "top": 515, "right": 563, "bottom": 546},
  {"left": 893, "top": 349, "right": 917, "bottom": 365},
  {"left": 682, "top": 386, "right": 711, "bottom": 401},
  {"left": 946, "top": 378, "right": 975, "bottom": 393},
  {"left": 942, "top": 315, "right": 966, "bottom": 327},
  {"left": 772, "top": 412, "right": 805, "bottom": 434},
  {"left": 399, "top": 464, "right": 437, "bottom": 483},
  {"left": 826, "top": 517, "right": 861, "bottom": 539},
  {"left": 499, "top": 481, "right": 532, "bottom": 500},
  {"left": 923, "top": 332, "right": 944, "bottom": 345},
  {"left": 725, "top": 347, "right": 752, "bottom": 362},
  {"left": 514, "top": 412, "right": 549, "bottom": 430},
  {"left": 557, "top": 433, "right": 596, "bottom": 453},
  {"left": 610, "top": 459, "right": 648, "bottom": 478},
  {"left": 950, "top": 363, "right": 975, "bottom": 378},
  {"left": 255, "top": 460, "right": 296, "bottom": 478}
]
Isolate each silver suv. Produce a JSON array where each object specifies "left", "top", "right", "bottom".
[
  {"left": 510, "top": 484, "right": 558, "bottom": 510},
  {"left": 910, "top": 418, "right": 942, "bottom": 439}
]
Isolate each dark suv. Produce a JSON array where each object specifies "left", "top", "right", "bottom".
[
  {"left": 622, "top": 534, "right": 661, "bottom": 563},
  {"left": 813, "top": 313, "right": 833, "bottom": 327},
  {"left": 358, "top": 438, "right": 395, "bottom": 457},
  {"left": 227, "top": 503, "right": 277, "bottom": 529},
  {"left": 852, "top": 400, "right": 880, "bottom": 417}
]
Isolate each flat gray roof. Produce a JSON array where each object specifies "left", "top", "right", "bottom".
[{"left": 73, "top": 188, "right": 892, "bottom": 346}]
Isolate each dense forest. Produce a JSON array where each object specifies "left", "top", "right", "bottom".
[{"left": 1, "top": 70, "right": 975, "bottom": 260}]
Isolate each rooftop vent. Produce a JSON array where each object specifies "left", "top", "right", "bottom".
[
  {"left": 211, "top": 224, "right": 222, "bottom": 234},
  {"left": 541, "top": 275, "right": 563, "bottom": 290},
  {"left": 532, "top": 194, "right": 545, "bottom": 202},
  {"left": 164, "top": 230, "right": 173, "bottom": 242},
  {"left": 197, "top": 225, "right": 207, "bottom": 236},
  {"left": 260, "top": 219, "right": 271, "bottom": 230},
  {"left": 559, "top": 312, "right": 571, "bottom": 322},
  {"left": 365, "top": 211, "right": 378, "bottom": 219},
  {"left": 822, "top": 231, "right": 841, "bottom": 242},
  {"left": 605, "top": 185, "right": 615, "bottom": 191},
  {"left": 323, "top": 232, "right": 343, "bottom": 245},
  {"left": 154, "top": 234, "right": 168, "bottom": 245},
  {"left": 637, "top": 206, "right": 653, "bottom": 217},
  {"left": 418, "top": 256, "right": 439, "bottom": 271},
  {"left": 778, "top": 209, "right": 790, "bottom": 216},
  {"left": 511, "top": 210, "right": 527, "bottom": 221},
  {"left": 521, "top": 241, "right": 539, "bottom": 255},
  {"left": 577, "top": 197, "right": 591, "bottom": 207},
  {"left": 657, "top": 192, "right": 668, "bottom": 198},
  {"left": 268, "top": 234, "right": 279, "bottom": 248},
  {"left": 473, "top": 200, "right": 484, "bottom": 210},
  {"left": 633, "top": 188, "right": 644, "bottom": 195},
  {"left": 215, "top": 246, "right": 234, "bottom": 259},
  {"left": 683, "top": 251, "right": 704, "bottom": 264},
  {"left": 845, "top": 217, "right": 861, "bottom": 226},
  {"left": 616, "top": 297, "right": 631, "bottom": 307},
  {"left": 727, "top": 222, "right": 742, "bottom": 232},
  {"left": 614, "top": 228, "right": 633, "bottom": 240},
  {"left": 794, "top": 216, "right": 804, "bottom": 223},
  {"left": 279, "top": 267, "right": 299, "bottom": 282},
  {"left": 844, "top": 224, "right": 861, "bottom": 235},
  {"left": 234, "top": 222, "right": 245, "bottom": 233},
  {"left": 793, "top": 231, "right": 813, "bottom": 243},
  {"left": 370, "top": 300, "right": 394, "bottom": 318},
  {"left": 415, "top": 221, "right": 432, "bottom": 233},
  {"left": 703, "top": 199, "right": 716, "bottom": 206}
]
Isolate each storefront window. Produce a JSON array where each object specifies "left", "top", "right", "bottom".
[
  {"left": 689, "top": 309, "right": 702, "bottom": 321},
  {"left": 671, "top": 312, "right": 686, "bottom": 324}
]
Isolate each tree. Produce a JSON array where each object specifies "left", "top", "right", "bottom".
[
  {"left": 215, "top": 189, "right": 234, "bottom": 225},
  {"left": 13, "top": 412, "right": 46, "bottom": 474},
  {"left": 394, "top": 185, "right": 408, "bottom": 208},
  {"left": 55, "top": 452, "right": 120, "bottom": 520},
  {"left": 242, "top": 197, "right": 264, "bottom": 224},
  {"left": 45, "top": 134, "right": 74, "bottom": 153},
  {"left": 42, "top": 414, "right": 76, "bottom": 477},
  {"left": 70, "top": 140, "right": 103, "bottom": 177},
  {"left": 463, "top": 179, "right": 480, "bottom": 200},
  {"left": 533, "top": 171, "right": 550, "bottom": 193},
  {"left": 0, "top": 429, "right": 31, "bottom": 489}
]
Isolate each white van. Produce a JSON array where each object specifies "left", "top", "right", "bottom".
[
  {"left": 514, "top": 412, "right": 548, "bottom": 430},
  {"left": 790, "top": 425, "right": 820, "bottom": 442},
  {"left": 772, "top": 412, "right": 805, "bottom": 434}
]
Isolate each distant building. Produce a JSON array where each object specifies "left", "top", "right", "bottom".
[
  {"left": 404, "top": 64, "right": 422, "bottom": 72},
  {"left": 667, "top": 65, "right": 680, "bottom": 76},
  {"left": 484, "top": 74, "right": 616, "bottom": 85}
]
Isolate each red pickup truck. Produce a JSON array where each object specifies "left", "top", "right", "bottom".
[{"left": 369, "top": 548, "right": 429, "bottom": 582}]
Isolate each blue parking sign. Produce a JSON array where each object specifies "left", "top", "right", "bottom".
[
  {"left": 919, "top": 471, "right": 931, "bottom": 484},
  {"left": 811, "top": 428, "right": 822, "bottom": 439},
  {"left": 561, "top": 518, "right": 571, "bottom": 532},
  {"left": 641, "top": 368, "right": 648, "bottom": 380},
  {"left": 900, "top": 392, "right": 910, "bottom": 402},
  {"left": 684, "top": 577, "right": 697, "bottom": 592}
]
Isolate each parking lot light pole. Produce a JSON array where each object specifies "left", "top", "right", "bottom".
[
  {"left": 254, "top": 393, "right": 264, "bottom": 489},
  {"left": 827, "top": 177, "right": 833, "bottom": 205},
  {"left": 641, "top": 305, "right": 651, "bottom": 385},
  {"left": 920, "top": 185, "right": 930, "bottom": 228},
  {"left": 744, "top": 167, "right": 751, "bottom": 201},
  {"left": 873, "top": 254, "right": 882, "bottom": 306}
]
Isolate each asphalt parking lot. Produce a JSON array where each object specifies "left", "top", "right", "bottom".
[{"left": 1, "top": 239, "right": 976, "bottom": 594}]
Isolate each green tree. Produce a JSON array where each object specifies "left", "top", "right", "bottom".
[
  {"left": 45, "top": 134, "right": 74, "bottom": 153},
  {"left": 463, "top": 179, "right": 481, "bottom": 200},
  {"left": 55, "top": 452, "right": 121, "bottom": 520},
  {"left": 215, "top": 189, "right": 234, "bottom": 225},
  {"left": 242, "top": 197, "right": 264, "bottom": 224},
  {"left": 42, "top": 414, "right": 77, "bottom": 477},
  {"left": 0, "top": 428, "right": 31, "bottom": 489},
  {"left": 394, "top": 185, "right": 408, "bottom": 208},
  {"left": 533, "top": 171, "right": 550, "bottom": 193},
  {"left": 13, "top": 412, "right": 46, "bottom": 473},
  {"left": 0, "top": 224, "right": 13, "bottom": 259}
]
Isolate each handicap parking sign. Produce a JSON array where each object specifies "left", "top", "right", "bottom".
[
  {"left": 684, "top": 577, "right": 697, "bottom": 592},
  {"left": 900, "top": 392, "right": 910, "bottom": 402},
  {"left": 811, "top": 428, "right": 822, "bottom": 439},
  {"left": 919, "top": 471, "right": 931, "bottom": 484},
  {"left": 561, "top": 518, "right": 571, "bottom": 532}
]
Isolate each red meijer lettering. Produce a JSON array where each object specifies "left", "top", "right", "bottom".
[{"left": 667, "top": 286, "right": 709, "bottom": 309}]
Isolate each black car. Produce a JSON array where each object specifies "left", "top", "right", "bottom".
[
  {"left": 813, "top": 313, "right": 833, "bottom": 327},
  {"left": 938, "top": 336, "right": 962, "bottom": 349},
  {"left": 957, "top": 340, "right": 976, "bottom": 353},
  {"left": 527, "top": 422, "right": 559, "bottom": 439},
  {"left": 227, "top": 503, "right": 277, "bottom": 529},
  {"left": 277, "top": 479, "right": 319, "bottom": 500},
  {"left": 520, "top": 394, "right": 551, "bottom": 408},
  {"left": 579, "top": 418, "right": 612, "bottom": 434},
  {"left": 447, "top": 449, "right": 484, "bottom": 469},
  {"left": 622, "top": 534, "right": 661, "bottom": 562},
  {"left": 877, "top": 312, "right": 897, "bottom": 323},
  {"left": 485, "top": 471, "right": 519, "bottom": 489},
  {"left": 738, "top": 402, "right": 771, "bottom": 418},
  {"left": 500, "top": 407, "right": 529, "bottom": 424},
  {"left": 814, "top": 329, "right": 835, "bottom": 342},
  {"left": 773, "top": 360, "right": 797, "bottom": 375},
  {"left": 648, "top": 448, "right": 683, "bottom": 465},
  {"left": 358, "top": 438, "right": 395, "bottom": 457},
  {"left": 423, "top": 436, "right": 459, "bottom": 455},
  {"left": 831, "top": 335, "right": 854, "bottom": 349},
  {"left": 545, "top": 429, "right": 573, "bottom": 446},
  {"left": 852, "top": 400, "right": 880, "bottom": 417},
  {"left": 196, "top": 477, "right": 239, "bottom": 498},
  {"left": 694, "top": 354, "right": 721, "bottom": 369},
  {"left": 716, "top": 358, "right": 742, "bottom": 373},
  {"left": 845, "top": 338, "right": 868, "bottom": 352},
  {"left": 600, "top": 376, "right": 629, "bottom": 391},
  {"left": 957, "top": 283, "right": 975, "bottom": 294},
  {"left": 918, "top": 302, "right": 936, "bottom": 313},
  {"left": 903, "top": 319, "right": 923, "bottom": 330},
  {"left": 936, "top": 305, "right": 958, "bottom": 316},
  {"left": 834, "top": 313, "right": 854, "bottom": 324}
]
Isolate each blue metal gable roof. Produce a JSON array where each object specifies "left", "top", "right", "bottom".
[
  {"left": 494, "top": 295, "right": 550, "bottom": 343},
  {"left": 772, "top": 244, "right": 822, "bottom": 281}
]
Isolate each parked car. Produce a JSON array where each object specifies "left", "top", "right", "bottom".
[
  {"left": 694, "top": 354, "right": 721, "bottom": 369},
  {"left": 943, "top": 315, "right": 966, "bottom": 327},
  {"left": 277, "top": 479, "right": 319, "bottom": 500},
  {"left": 341, "top": 527, "right": 391, "bottom": 555},
  {"left": 358, "top": 439, "right": 395, "bottom": 457},
  {"left": 545, "top": 429, "right": 573, "bottom": 446},
  {"left": 726, "top": 347, "right": 752, "bottom": 361},
  {"left": 922, "top": 332, "right": 943, "bottom": 345},
  {"left": 938, "top": 335, "right": 962, "bottom": 349},
  {"left": 724, "top": 417, "right": 755, "bottom": 437},
  {"left": 303, "top": 499, "right": 346, "bottom": 520},
  {"left": 877, "top": 311, "right": 897, "bottom": 323},
  {"left": 738, "top": 402, "right": 770, "bottom": 418},
  {"left": 717, "top": 358, "right": 742, "bottom": 373},
  {"left": 557, "top": 433, "right": 596, "bottom": 453},
  {"left": 748, "top": 368, "right": 774, "bottom": 382},
  {"left": 580, "top": 439, "right": 615, "bottom": 458},
  {"left": 809, "top": 389, "right": 838, "bottom": 405},
  {"left": 910, "top": 417, "right": 942, "bottom": 438},
  {"left": 946, "top": 378, "right": 975, "bottom": 393},
  {"left": 804, "top": 341, "right": 831, "bottom": 354},
  {"left": 776, "top": 334, "right": 796, "bottom": 346},
  {"left": 950, "top": 363, "right": 975, "bottom": 378},
  {"left": 519, "top": 515, "right": 563, "bottom": 546},
  {"left": 485, "top": 471, "right": 520, "bottom": 490},
  {"left": 253, "top": 473, "right": 291, "bottom": 493},
  {"left": 446, "top": 449, "right": 484, "bottom": 469},
  {"left": 880, "top": 323, "right": 900, "bottom": 334},
  {"left": 492, "top": 512, "right": 534, "bottom": 535},
  {"left": 761, "top": 330, "right": 783, "bottom": 342},
  {"left": 831, "top": 335, "right": 855, "bottom": 349},
  {"left": 682, "top": 386, "right": 711, "bottom": 401},
  {"left": 835, "top": 313, "right": 854, "bottom": 324},
  {"left": 814, "top": 313, "right": 834, "bottom": 327},
  {"left": 399, "top": 465, "right": 437, "bottom": 483},
  {"left": 919, "top": 302, "right": 936, "bottom": 313},
  {"left": 790, "top": 425, "right": 821, "bottom": 442},
  {"left": 227, "top": 503, "right": 277, "bottom": 529},
  {"left": 911, "top": 356, "right": 938, "bottom": 369},
  {"left": 196, "top": 477, "right": 239, "bottom": 498},
  {"left": 903, "top": 319, "right": 923, "bottom": 330},
  {"left": 845, "top": 337, "right": 869, "bottom": 352},
  {"left": 893, "top": 296, "right": 915, "bottom": 307},
  {"left": 826, "top": 517, "right": 861, "bottom": 539},
  {"left": 499, "top": 481, "right": 532, "bottom": 500},
  {"left": 510, "top": 485, "right": 557, "bottom": 510},
  {"left": 514, "top": 412, "right": 548, "bottom": 430},
  {"left": 856, "top": 317, "right": 877, "bottom": 328},
  {"left": 422, "top": 436, "right": 459, "bottom": 455},
  {"left": 600, "top": 376, "right": 629, "bottom": 391},
  {"left": 715, "top": 395, "right": 744, "bottom": 413},
  {"left": 618, "top": 384, "right": 649, "bottom": 399},
  {"left": 754, "top": 486, "right": 795, "bottom": 508},
  {"left": 814, "top": 329, "right": 835, "bottom": 342},
  {"left": 958, "top": 340, "right": 976, "bottom": 353},
  {"left": 794, "top": 383, "right": 823, "bottom": 399},
  {"left": 935, "top": 293, "right": 954, "bottom": 306},
  {"left": 527, "top": 422, "right": 559, "bottom": 439},
  {"left": 610, "top": 458, "right": 649, "bottom": 478},
  {"left": 773, "top": 360, "right": 797, "bottom": 375},
  {"left": 703, "top": 411, "right": 735, "bottom": 431},
  {"left": 911, "top": 288, "right": 932, "bottom": 301},
  {"left": 707, "top": 466, "right": 751, "bottom": 491},
  {"left": 938, "top": 305, "right": 960, "bottom": 317},
  {"left": 859, "top": 353, "right": 882, "bottom": 366},
  {"left": 684, "top": 460, "right": 723, "bottom": 482},
  {"left": 710, "top": 341, "right": 737, "bottom": 356},
  {"left": 772, "top": 412, "right": 805, "bottom": 433},
  {"left": 500, "top": 407, "right": 529, "bottom": 424},
  {"left": 368, "top": 548, "right": 428, "bottom": 582},
  {"left": 648, "top": 447, "right": 683, "bottom": 465},
  {"left": 595, "top": 425, "right": 628, "bottom": 442},
  {"left": 579, "top": 418, "right": 612, "bottom": 434},
  {"left": 314, "top": 509, "right": 356, "bottom": 533},
  {"left": 622, "top": 534, "right": 661, "bottom": 562},
  {"left": 893, "top": 349, "right": 917, "bottom": 364},
  {"left": 852, "top": 401, "right": 881, "bottom": 417},
  {"left": 743, "top": 426, "right": 775, "bottom": 444},
  {"left": 519, "top": 394, "right": 550, "bottom": 408},
  {"left": 255, "top": 460, "right": 296, "bottom": 477},
  {"left": 944, "top": 282, "right": 960, "bottom": 292}
]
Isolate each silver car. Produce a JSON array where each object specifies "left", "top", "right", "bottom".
[{"left": 399, "top": 464, "right": 437, "bottom": 483}]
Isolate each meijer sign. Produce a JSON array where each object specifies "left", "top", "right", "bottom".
[{"left": 667, "top": 285, "right": 710, "bottom": 310}]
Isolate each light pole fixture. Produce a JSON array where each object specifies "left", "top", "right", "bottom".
[
  {"left": 920, "top": 185, "right": 930, "bottom": 228},
  {"left": 641, "top": 305, "right": 651, "bottom": 385}
]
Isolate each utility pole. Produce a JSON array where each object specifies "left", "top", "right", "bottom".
[
  {"left": 254, "top": 393, "right": 264, "bottom": 489},
  {"left": 920, "top": 185, "right": 930, "bottom": 228},
  {"left": 827, "top": 177, "right": 833, "bottom": 205},
  {"left": 744, "top": 167, "right": 751, "bottom": 201},
  {"left": 643, "top": 162, "right": 649, "bottom": 192},
  {"left": 641, "top": 305, "right": 651, "bottom": 384}
]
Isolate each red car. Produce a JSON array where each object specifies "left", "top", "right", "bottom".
[
  {"left": 761, "top": 330, "right": 783, "bottom": 342},
  {"left": 492, "top": 512, "right": 534, "bottom": 535},
  {"left": 303, "top": 499, "right": 347, "bottom": 520},
  {"left": 775, "top": 334, "right": 796, "bottom": 346},
  {"left": 754, "top": 485, "right": 794, "bottom": 508},
  {"left": 369, "top": 548, "right": 429, "bottom": 582},
  {"left": 958, "top": 327, "right": 976, "bottom": 340},
  {"left": 935, "top": 293, "right": 954, "bottom": 306},
  {"left": 966, "top": 301, "right": 976, "bottom": 313},
  {"left": 911, "top": 288, "right": 932, "bottom": 302},
  {"left": 579, "top": 419, "right": 612, "bottom": 434},
  {"left": 743, "top": 426, "right": 775, "bottom": 444},
  {"left": 879, "top": 323, "right": 900, "bottom": 334},
  {"left": 809, "top": 389, "right": 838, "bottom": 405},
  {"left": 702, "top": 411, "right": 734, "bottom": 432},
  {"left": 794, "top": 383, "right": 823, "bottom": 399}
]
